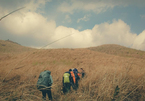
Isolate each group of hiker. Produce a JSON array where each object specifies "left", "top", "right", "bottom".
[
  {"left": 37, "top": 68, "right": 85, "bottom": 101},
  {"left": 62, "top": 68, "right": 85, "bottom": 94}
]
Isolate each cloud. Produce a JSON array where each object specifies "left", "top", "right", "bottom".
[
  {"left": 48, "top": 26, "right": 93, "bottom": 48},
  {"left": 47, "top": 19, "right": 139, "bottom": 49},
  {"left": 140, "top": 15, "right": 145, "bottom": 20},
  {"left": 91, "top": 19, "right": 137, "bottom": 47},
  {"left": 0, "top": 11, "right": 56, "bottom": 47},
  {"left": 65, "top": 15, "right": 72, "bottom": 23},
  {"left": 1, "top": 12, "right": 55, "bottom": 35},
  {"left": 77, "top": 26, "right": 83, "bottom": 30},
  {"left": 1, "top": 11, "right": 145, "bottom": 51},
  {"left": 77, "top": 15, "right": 91, "bottom": 23},
  {"left": 0, "top": 0, "right": 51, "bottom": 14},
  {"left": 132, "top": 30, "right": 145, "bottom": 50},
  {"left": 58, "top": 0, "right": 116, "bottom": 14},
  {"left": 48, "top": 19, "right": 145, "bottom": 51},
  {"left": 58, "top": 0, "right": 145, "bottom": 14},
  {"left": 0, "top": 0, "right": 145, "bottom": 50}
]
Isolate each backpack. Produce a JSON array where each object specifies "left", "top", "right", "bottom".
[
  {"left": 63, "top": 72, "right": 70, "bottom": 83},
  {"left": 73, "top": 68, "right": 78, "bottom": 74},
  {"left": 37, "top": 70, "right": 51, "bottom": 90},
  {"left": 70, "top": 71, "right": 76, "bottom": 84}
]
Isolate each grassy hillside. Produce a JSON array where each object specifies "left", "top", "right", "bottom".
[
  {"left": 0, "top": 40, "right": 145, "bottom": 101},
  {"left": 0, "top": 40, "right": 35, "bottom": 53},
  {"left": 89, "top": 44, "right": 145, "bottom": 59}
]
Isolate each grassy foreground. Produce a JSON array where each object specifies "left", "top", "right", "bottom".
[{"left": 0, "top": 40, "right": 145, "bottom": 101}]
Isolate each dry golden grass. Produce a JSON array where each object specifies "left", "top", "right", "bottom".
[
  {"left": 89, "top": 44, "right": 145, "bottom": 60},
  {"left": 0, "top": 40, "right": 145, "bottom": 101}
]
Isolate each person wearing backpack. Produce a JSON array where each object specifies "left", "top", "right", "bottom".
[
  {"left": 73, "top": 68, "right": 78, "bottom": 74},
  {"left": 70, "top": 69, "right": 76, "bottom": 89},
  {"left": 73, "top": 68, "right": 81, "bottom": 90},
  {"left": 74, "top": 72, "right": 80, "bottom": 90},
  {"left": 62, "top": 69, "right": 73, "bottom": 94},
  {"left": 37, "top": 70, "right": 53, "bottom": 101}
]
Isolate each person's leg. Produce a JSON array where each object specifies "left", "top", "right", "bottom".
[
  {"left": 75, "top": 81, "right": 79, "bottom": 90},
  {"left": 82, "top": 73, "right": 85, "bottom": 78},
  {"left": 66, "top": 83, "right": 70, "bottom": 92},
  {"left": 66, "top": 83, "right": 71, "bottom": 93},
  {"left": 71, "top": 83, "right": 76, "bottom": 90},
  {"left": 63, "top": 83, "right": 67, "bottom": 94},
  {"left": 63, "top": 83, "right": 71, "bottom": 94},
  {"left": 42, "top": 90, "right": 46, "bottom": 100},
  {"left": 47, "top": 89, "right": 52, "bottom": 100},
  {"left": 68, "top": 83, "right": 71, "bottom": 91}
]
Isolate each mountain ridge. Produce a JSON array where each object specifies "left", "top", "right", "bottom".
[
  {"left": 88, "top": 44, "right": 145, "bottom": 59},
  {"left": 1, "top": 39, "right": 144, "bottom": 59}
]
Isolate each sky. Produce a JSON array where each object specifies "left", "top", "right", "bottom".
[{"left": 0, "top": 0, "right": 145, "bottom": 51}]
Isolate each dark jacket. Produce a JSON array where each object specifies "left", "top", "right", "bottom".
[{"left": 62, "top": 71, "right": 73, "bottom": 86}]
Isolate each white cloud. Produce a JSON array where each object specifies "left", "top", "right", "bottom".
[
  {"left": 0, "top": 0, "right": 145, "bottom": 51},
  {"left": 1, "top": 12, "right": 145, "bottom": 50},
  {"left": 58, "top": 0, "right": 145, "bottom": 14},
  {"left": 46, "top": 19, "right": 140, "bottom": 50},
  {"left": 25, "top": 0, "right": 52, "bottom": 12},
  {"left": 90, "top": 19, "right": 137, "bottom": 47},
  {"left": 0, "top": 11, "right": 56, "bottom": 41},
  {"left": 48, "top": 26, "right": 93, "bottom": 48},
  {"left": 77, "top": 15, "right": 91, "bottom": 23},
  {"left": 132, "top": 30, "right": 145, "bottom": 50}
]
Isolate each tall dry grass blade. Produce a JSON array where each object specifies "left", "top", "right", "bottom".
[
  {"left": 40, "top": 33, "right": 75, "bottom": 49},
  {"left": 122, "top": 85, "right": 141, "bottom": 100},
  {"left": 0, "top": 7, "right": 25, "bottom": 21},
  {"left": 3, "top": 50, "right": 36, "bottom": 83}
]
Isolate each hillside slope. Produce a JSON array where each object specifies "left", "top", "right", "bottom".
[
  {"left": 0, "top": 40, "right": 35, "bottom": 53},
  {"left": 0, "top": 40, "right": 145, "bottom": 101},
  {"left": 89, "top": 44, "right": 145, "bottom": 59}
]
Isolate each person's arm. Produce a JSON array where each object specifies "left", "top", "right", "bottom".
[
  {"left": 62, "top": 77, "right": 64, "bottom": 86},
  {"left": 69, "top": 73, "right": 73, "bottom": 84},
  {"left": 77, "top": 73, "right": 80, "bottom": 80},
  {"left": 50, "top": 75, "right": 53, "bottom": 85}
]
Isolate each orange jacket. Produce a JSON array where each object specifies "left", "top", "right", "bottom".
[
  {"left": 70, "top": 71, "right": 76, "bottom": 84},
  {"left": 77, "top": 73, "right": 81, "bottom": 76}
]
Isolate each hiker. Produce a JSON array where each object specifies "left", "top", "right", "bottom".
[
  {"left": 80, "top": 68, "right": 85, "bottom": 78},
  {"left": 37, "top": 70, "right": 53, "bottom": 101},
  {"left": 74, "top": 72, "right": 80, "bottom": 90},
  {"left": 62, "top": 69, "right": 73, "bottom": 94},
  {"left": 70, "top": 69, "right": 76, "bottom": 89},
  {"left": 73, "top": 68, "right": 80, "bottom": 90},
  {"left": 73, "top": 68, "right": 78, "bottom": 74}
]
